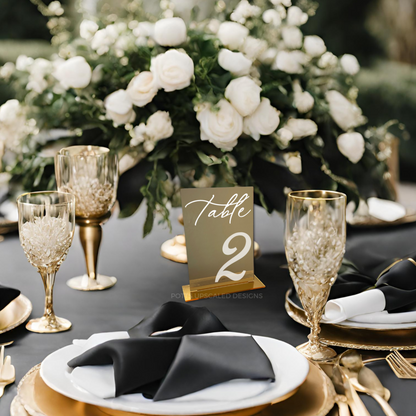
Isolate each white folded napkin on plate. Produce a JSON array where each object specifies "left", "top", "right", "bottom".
[
  {"left": 322, "top": 288, "right": 416, "bottom": 324},
  {"left": 70, "top": 331, "right": 272, "bottom": 402},
  {"left": 367, "top": 198, "right": 406, "bottom": 222},
  {"left": 322, "top": 289, "right": 386, "bottom": 323}
]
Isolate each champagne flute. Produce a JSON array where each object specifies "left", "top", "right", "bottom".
[
  {"left": 17, "top": 191, "right": 75, "bottom": 333},
  {"left": 285, "top": 190, "right": 346, "bottom": 361},
  {"left": 55, "top": 145, "right": 118, "bottom": 291}
]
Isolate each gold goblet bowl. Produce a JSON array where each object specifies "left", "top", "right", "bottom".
[
  {"left": 285, "top": 190, "right": 346, "bottom": 361},
  {"left": 17, "top": 191, "right": 75, "bottom": 333},
  {"left": 55, "top": 145, "right": 118, "bottom": 291}
]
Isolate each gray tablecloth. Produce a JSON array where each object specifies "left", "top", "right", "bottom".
[{"left": 1, "top": 206, "right": 415, "bottom": 415}]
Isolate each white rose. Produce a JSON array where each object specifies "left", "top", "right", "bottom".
[
  {"left": 133, "top": 22, "right": 155, "bottom": 38},
  {"left": 284, "top": 152, "right": 302, "bottom": 174},
  {"left": 54, "top": 56, "right": 92, "bottom": 89},
  {"left": 16, "top": 55, "right": 34, "bottom": 71},
  {"left": 91, "top": 28, "right": 115, "bottom": 55},
  {"left": 285, "top": 118, "right": 318, "bottom": 140},
  {"left": 151, "top": 49, "right": 194, "bottom": 92},
  {"left": 208, "top": 19, "right": 221, "bottom": 34},
  {"left": 263, "top": 9, "right": 281, "bottom": 26},
  {"left": 294, "top": 91, "right": 314, "bottom": 113},
  {"left": 259, "top": 47, "right": 278, "bottom": 64},
  {"left": 104, "top": 90, "right": 136, "bottom": 126},
  {"left": 286, "top": 6, "right": 308, "bottom": 26},
  {"left": 196, "top": 100, "right": 243, "bottom": 151},
  {"left": 145, "top": 111, "right": 174, "bottom": 141},
  {"left": 218, "top": 49, "right": 251, "bottom": 76},
  {"left": 340, "top": 54, "right": 360, "bottom": 75},
  {"left": 127, "top": 71, "right": 158, "bottom": 107},
  {"left": 80, "top": 20, "right": 99, "bottom": 40},
  {"left": 243, "top": 98, "right": 280, "bottom": 141},
  {"left": 0, "top": 99, "right": 20, "bottom": 123},
  {"left": 0, "top": 62, "right": 14, "bottom": 79},
  {"left": 242, "top": 37, "right": 267, "bottom": 60},
  {"left": 273, "top": 50, "right": 305, "bottom": 74},
  {"left": 337, "top": 132, "right": 365, "bottom": 164},
  {"left": 154, "top": 18, "right": 187, "bottom": 47},
  {"left": 282, "top": 27, "right": 303, "bottom": 49},
  {"left": 325, "top": 90, "right": 366, "bottom": 131},
  {"left": 304, "top": 36, "right": 326, "bottom": 57},
  {"left": 318, "top": 51, "right": 338, "bottom": 69},
  {"left": 276, "top": 128, "right": 293, "bottom": 146},
  {"left": 225, "top": 76, "right": 261, "bottom": 117},
  {"left": 217, "top": 22, "right": 249, "bottom": 50}
]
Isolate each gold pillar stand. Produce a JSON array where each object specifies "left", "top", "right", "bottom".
[{"left": 66, "top": 212, "right": 117, "bottom": 291}]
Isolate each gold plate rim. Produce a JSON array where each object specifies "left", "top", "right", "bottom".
[
  {"left": 0, "top": 294, "right": 32, "bottom": 334},
  {"left": 14, "top": 362, "right": 333, "bottom": 416},
  {"left": 348, "top": 207, "right": 416, "bottom": 228},
  {"left": 285, "top": 290, "right": 416, "bottom": 351}
]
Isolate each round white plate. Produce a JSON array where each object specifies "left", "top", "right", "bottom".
[
  {"left": 40, "top": 332, "right": 309, "bottom": 415},
  {"left": 288, "top": 291, "right": 416, "bottom": 330}
]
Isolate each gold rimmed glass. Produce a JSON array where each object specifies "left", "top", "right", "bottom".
[
  {"left": 55, "top": 145, "right": 118, "bottom": 291},
  {"left": 17, "top": 191, "right": 75, "bottom": 333},
  {"left": 285, "top": 190, "right": 346, "bottom": 361}
]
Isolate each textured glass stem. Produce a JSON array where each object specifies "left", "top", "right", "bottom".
[{"left": 41, "top": 270, "right": 56, "bottom": 320}]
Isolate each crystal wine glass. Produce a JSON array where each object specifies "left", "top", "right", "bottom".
[
  {"left": 55, "top": 145, "right": 118, "bottom": 291},
  {"left": 17, "top": 191, "right": 75, "bottom": 333},
  {"left": 285, "top": 190, "right": 346, "bottom": 361}
]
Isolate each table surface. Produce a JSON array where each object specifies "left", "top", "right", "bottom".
[{"left": 1, "top": 205, "right": 416, "bottom": 416}]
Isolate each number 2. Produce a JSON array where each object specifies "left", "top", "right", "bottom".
[{"left": 215, "top": 232, "right": 252, "bottom": 282}]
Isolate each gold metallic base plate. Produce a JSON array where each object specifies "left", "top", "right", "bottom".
[
  {"left": 13, "top": 361, "right": 334, "bottom": 416},
  {"left": 26, "top": 316, "right": 71, "bottom": 334},
  {"left": 182, "top": 275, "right": 265, "bottom": 302},
  {"left": 285, "top": 289, "right": 416, "bottom": 351},
  {"left": 66, "top": 275, "right": 117, "bottom": 291}
]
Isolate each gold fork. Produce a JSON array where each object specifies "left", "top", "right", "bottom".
[{"left": 386, "top": 350, "right": 416, "bottom": 379}]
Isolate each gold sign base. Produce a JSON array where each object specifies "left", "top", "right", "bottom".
[{"left": 182, "top": 275, "right": 265, "bottom": 302}]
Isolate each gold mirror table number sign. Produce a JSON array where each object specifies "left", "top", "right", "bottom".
[
  {"left": 285, "top": 190, "right": 347, "bottom": 361},
  {"left": 180, "top": 186, "right": 264, "bottom": 301},
  {"left": 17, "top": 191, "right": 75, "bottom": 333},
  {"left": 55, "top": 146, "right": 118, "bottom": 291}
]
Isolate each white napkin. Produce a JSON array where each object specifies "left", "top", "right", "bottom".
[
  {"left": 367, "top": 198, "right": 406, "bottom": 222},
  {"left": 322, "top": 289, "right": 416, "bottom": 324},
  {"left": 322, "top": 289, "right": 386, "bottom": 323},
  {"left": 70, "top": 331, "right": 272, "bottom": 402}
]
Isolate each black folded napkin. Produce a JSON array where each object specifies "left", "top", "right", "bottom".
[
  {"left": 68, "top": 302, "right": 275, "bottom": 401},
  {"left": 290, "top": 255, "right": 416, "bottom": 313},
  {"left": 0, "top": 284, "right": 20, "bottom": 311}
]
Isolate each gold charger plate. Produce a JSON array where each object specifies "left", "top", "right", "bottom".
[
  {"left": 348, "top": 207, "right": 416, "bottom": 228},
  {"left": 0, "top": 294, "right": 32, "bottom": 334},
  {"left": 285, "top": 290, "right": 416, "bottom": 351},
  {"left": 13, "top": 362, "right": 335, "bottom": 416},
  {"left": 0, "top": 218, "right": 18, "bottom": 235}
]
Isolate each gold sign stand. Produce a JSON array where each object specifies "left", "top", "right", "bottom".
[
  {"left": 181, "top": 187, "right": 265, "bottom": 302},
  {"left": 182, "top": 275, "right": 265, "bottom": 301}
]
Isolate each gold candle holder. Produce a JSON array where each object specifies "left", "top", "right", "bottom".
[{"left": 55, "top": 146, "right": 118, "bottom": 291}]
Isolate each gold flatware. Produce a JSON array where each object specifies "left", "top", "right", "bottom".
[
  {"left": 386, "top": 350, "right": 416, "bottom": 379},
  {"left": 340, "top": 350, "right": 397, "bottom": 416},
  {"left": 0, "top": 345, "right": 15, "bottom": 398},
  {"left": 320, "top": 364, "right": 351, "bottom": 416}
]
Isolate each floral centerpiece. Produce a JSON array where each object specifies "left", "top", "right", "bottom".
[{"left": 0, "top": 0, "right": 397, "bottom": 235}]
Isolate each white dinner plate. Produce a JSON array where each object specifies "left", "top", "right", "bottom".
[
  {"left": 40, "top": 332, "right": 309, "bottom": 415},
  {"left": 288, "top": 291, "right": 416, "bottom": 330}
]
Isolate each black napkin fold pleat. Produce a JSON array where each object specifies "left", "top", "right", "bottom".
[
  {"left": 0, "top": 284, "right": 20, "bottom": 311},
  {"left": 68, "top": 302, "right": 275, "bottom": 401},
  {"left": 128, "top": 301, "right": 227, "bottom": 338}
]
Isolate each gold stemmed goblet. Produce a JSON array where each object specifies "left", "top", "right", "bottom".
[
  {"left": 55, "top": 145, "right": 118, "bottom": 291},
  {"left": 285, "top": 190, "right": 346, "bottom": 361},
  {"left": 17, "top": 191, "right": 75, "bottom": 333}
]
